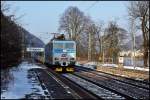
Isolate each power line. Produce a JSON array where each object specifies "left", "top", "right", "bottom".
[{"left": 85, "top": 1, "right": 99, "bottom": 12}]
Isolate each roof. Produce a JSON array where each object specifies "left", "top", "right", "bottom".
[{"left": 46, "top": 39, "right": 75, "bottom": 46}]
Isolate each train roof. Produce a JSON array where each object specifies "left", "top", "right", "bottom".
[
  {"left": 52, "top": 39, "right": 75, "bottom": 41},
  {"left": 49, "top": 34, "right": 75, "bottom": 42},
  {"left": 45, "top": 39, "right": 75, "bottom": 46}
]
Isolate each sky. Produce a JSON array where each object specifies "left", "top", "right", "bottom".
[{"left": 4, "top": 1, "right": 129, "bottom": 44}]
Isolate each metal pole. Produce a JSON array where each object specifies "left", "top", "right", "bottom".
[
  {"left": 133, "top": 25, "right": 136, "bottom": 69},
  {"left": 100, "top": 31, "right": 103, "bottom": 63},
  {"left": 88, "top": 32, "right": 91, "bottom": 61},
  {"left": 102, "top": 33, "right": 104, "bottom": 64},
  {"left": 131, "top": 17, "right": 135, "bottom": 69}
]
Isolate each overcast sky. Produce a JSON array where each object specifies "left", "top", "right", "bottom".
[{"left": 4, "top": 1, "right": 129, "bottom": 44}]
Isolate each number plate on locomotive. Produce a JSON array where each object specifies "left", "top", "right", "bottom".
[{"left": 61, "top": 58, "right": 68, "bottom": 60}]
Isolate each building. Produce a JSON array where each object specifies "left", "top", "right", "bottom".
[{"left": 119, "top": 50, "right": 143, "bottom": 57}]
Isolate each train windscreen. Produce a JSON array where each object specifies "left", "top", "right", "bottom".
[
  {"left": 65, "top": 43, "right": 74, "bottom": 49},
  {"left": 54, "top": 43, "right": 63, "bottom": 48}
]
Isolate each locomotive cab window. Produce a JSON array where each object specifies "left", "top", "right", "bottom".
[
  {"left": 65, "top": 43, "right": 74, "bottom": 49},
  {"left": 54, "top": 43, "right": 63, "bottom": 48}
]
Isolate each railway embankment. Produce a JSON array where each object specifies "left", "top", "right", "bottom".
[{"left": 77, "top": 61, "right": 149, "bottom": 82}]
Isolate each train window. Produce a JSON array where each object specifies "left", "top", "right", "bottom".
[
  {"left": 65, "top": 43, "right": 74, "bottom": 49},
  {"left": 54, "top": 43, "right": 63, "bottom": 48}
]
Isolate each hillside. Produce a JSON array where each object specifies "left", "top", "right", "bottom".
[
  {"left": 20, "top": 27, "right": 45, "bottom": 48},
  {"left": 1, "top": 11, "right": 44, "bottom": 68},
  {"left": 1, "top": 11, "right": 22, "bottom": 68},
  {"left": 121, "top": 35, "right": 143, "bottom": 51}
]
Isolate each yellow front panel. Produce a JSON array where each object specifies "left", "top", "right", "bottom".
[
  {"left": 66, "top": 67, "right": 74, "bottom": 72},
  {"left": 55, "top": 67, "right": 62, "bottom": 72}
]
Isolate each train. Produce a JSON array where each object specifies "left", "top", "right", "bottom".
[{"left": 34, "top": 34, "right": 76, "bottom": 72}]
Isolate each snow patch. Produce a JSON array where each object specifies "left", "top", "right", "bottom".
[
  {"left": 101, "top": 64, "right": 118, "bottom": 67},
  {"left": 1, "top": 61, "right": 48, "bottom": 99},
  {"left": 63, "top": 74, "right": 124, "bottom": 99},
  {"left": 76, "top": 62, "right": 118, "bottom": 69},
  {"left": 75, "top": 62, "right": 82, "bottom": 66},
  {"left": 76, "top": 61, "right": 149, "bottom": 71},
  {"left": 19, "top": 61, "right": 46, "bottom": 70},
  {"left": 123, "top": 66, "right": 149, "bottom": 71},
  {"left": 82, "top": 62, "right": 97, "bottom": 69}
]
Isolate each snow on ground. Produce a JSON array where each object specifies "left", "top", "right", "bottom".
[
  {"left": 123, "top": 66, "right": 149, "bottom": 71},
  {"left": 63, "top": 74, "right": 124, "bottom": 99},
  {"left": 76, "top": 61, "right": 118, "bottom": 69},
  {"left": 1, "top": 61, "right": 47, "bottom": 99},
  {"left": 19, "top": 61, "right": 46, "bottom": 70},
  {"left": 76, "top": 61, "right": 149, "bottom": 71},
  {"left": 101, "top": 64, "right": 118, "bottom": 67},
  {"left": 81, "top": 62, "right": 97, "bottom": 69},
  {"left": 75, "top": 62, "right": 82, "bottom": 66}
]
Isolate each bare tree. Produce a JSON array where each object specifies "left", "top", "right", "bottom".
[
  {"left": 117, "top": 27, "right": 129, "bottom": 50},
  {"left": 128, "top": 1, "right": 149, "bottom": 67},
  {"left": 86, "top": 23, "right": 95, "bottom": 61},
  {"left": 58, "top": 6, "right": 90, "bottom": 59},
  {"left": 1, "top": 1, "right": 26, "bottom": 26},
  {"left": 94, "top": 22, "right": 104, "bottom": 62},
  {"left": 85, "top": 21, "right": 103, "bottom": 61},
  {"left": 59, "top": 6, "right": 89, "bottom": 41},
  {"left": 1, "top": 2, "right": 27, "bottom": 67},
  {"left": 1, "top": 1, "right": 11, "bottom": 13},
  {"left": 103, "top": 21, "right": 128, "bottom": 64},
  {"left": 103, "top": 21, "right": 119, "bottom": 63}
]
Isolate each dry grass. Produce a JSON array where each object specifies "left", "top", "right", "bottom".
[
  {"left": 96, "top": 66, "right": 149, "bottom": 81},
  {"left": 77, "top": 60, "right": 149, "bottom": 81}
]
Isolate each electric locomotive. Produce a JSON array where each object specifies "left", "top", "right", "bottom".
[{"left": 44, "top": 34, "right": 76, "bottom": 72}]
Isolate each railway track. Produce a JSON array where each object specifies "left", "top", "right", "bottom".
[
  {"left": 75, "top": 66, "right": 149, "bottom": 90},
  {"left": 44, "top": 65, "right": 128, "bottom": 99},
  {"left": 74, "top": 66, "right": 149, "bottom": 99},
  {"left": 45, "top": 67, "right": 100, "bottom": 99},
  {"left": 62, "top": 73, "right": 126, "bottom": 100},
  {"left": 34, "top": 63, "right": 149, "bottom": 99}
]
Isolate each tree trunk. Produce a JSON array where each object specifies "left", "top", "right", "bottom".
[{"left": 141, "top": 17, "right": 148, "bottom": 67}]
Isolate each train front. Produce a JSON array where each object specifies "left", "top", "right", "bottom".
[{"left": 53, "top": 40, "right": 76, "bottom": 72}]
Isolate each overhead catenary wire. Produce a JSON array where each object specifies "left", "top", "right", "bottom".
[
  {"left": 84, "top": 1, "right": 99, "bottom": 61},
  {"left": 84, "top": 1, "right": 99, "bottom": 12}
]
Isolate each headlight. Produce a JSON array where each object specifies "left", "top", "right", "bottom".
[
  {"left": 70, "top": 58, "right": 75, "bottom": 60},
  {"left": 55, "top": 57, "right": 59, "bottom": 60}
]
